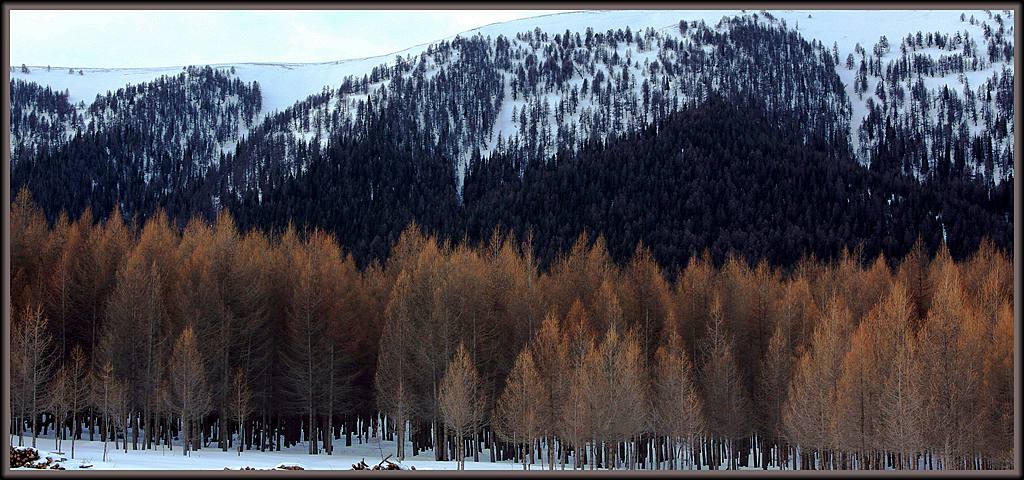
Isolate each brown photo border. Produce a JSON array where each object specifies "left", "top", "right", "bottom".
[{"left": 1, "top": 1, "right": 1020, "bottom": 477}]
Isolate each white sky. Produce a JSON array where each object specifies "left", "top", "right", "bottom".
[{"left": 8, "top": 9, "right": 574, "bottom": 68}]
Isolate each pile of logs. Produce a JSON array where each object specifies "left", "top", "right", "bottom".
[
  {"left": 9, "top": 446, "right": 66, "bottom": 470},
  {"left": 10, "top": 446, "right": 40, "bottom": 468},
  {"left": 351, "top": 455, "right": 415, "bottom": 470}
]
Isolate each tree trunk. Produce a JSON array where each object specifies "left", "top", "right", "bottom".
[
  {"left": 102, "top": 414, "right": 110, "bottom": 462},
  {"left": 132, "top": 413, "right": 139, "bottom": 450},
  {"left": 31, "top": 397, "right": 38, "bottom": 447},
  {"left": 182, "top": 416, "right": 189, "bottom": 456},
  {"left": 70, "top": 412, "right": 78, "bottom": 458},
  {"left": 434, "top": 420, "right": 446, "bottom": 461}
]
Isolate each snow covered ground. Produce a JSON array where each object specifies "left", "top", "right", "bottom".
[
  {"left": 10, "top": 435, "right": 516, "bottom": 471},
  {"left": 10, "top": 432, "right": 779, "bottom": 471}
]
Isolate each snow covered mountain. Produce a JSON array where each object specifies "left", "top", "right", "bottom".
[
  {"left": 8, "top": 10, "right": 1012, "bottom": 111},
  {"left": 11, "top": 10, "right": 1014, "bottom": 183}
]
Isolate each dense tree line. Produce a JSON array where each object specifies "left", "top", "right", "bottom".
[
  {"left": 230, "top": 96, "right": 1011, "bottom": 272},
  {"left": 10, "top": 188, "right": 1013, "bottom": 469},
  {"left": 472, "top": 96, "right": 1013, "bottom": 269}
]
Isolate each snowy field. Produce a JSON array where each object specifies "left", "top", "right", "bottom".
[{"left": 11, "top": 436, "right": 515, "bottom": 471}]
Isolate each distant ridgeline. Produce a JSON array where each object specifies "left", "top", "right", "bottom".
[{"left": 8, "top": 13, "right": 1015, "bottom": 271}]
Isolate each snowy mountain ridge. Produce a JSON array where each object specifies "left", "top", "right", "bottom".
[
  {"left": 10, "top": 9, "right": 1013, "bottom": 113},
  {"left": 9, "top": 8, "right": 1016, "bottom": 189}
]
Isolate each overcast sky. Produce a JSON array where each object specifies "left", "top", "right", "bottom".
[{"left": 9, "top": 9, "right": 574, "bottom": 68}]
